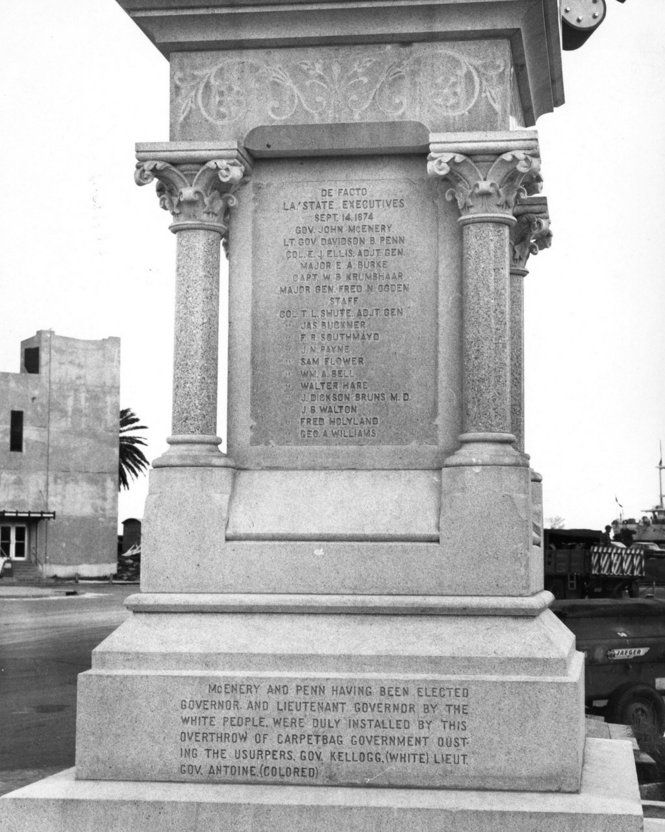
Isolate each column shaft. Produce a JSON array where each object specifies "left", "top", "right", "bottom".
[
  {"left": 172, "top": 228, "right": 221, "bottom": 436},
  {"left": 461, "top": 220, "right": 512, "bottom": 436},
  {"left": 509, "top": 268, "right": 527, "bottom": 452}
]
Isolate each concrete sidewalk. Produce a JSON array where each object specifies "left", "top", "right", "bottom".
[
  {"left": 0, "top": 586, "right": 78, "bottom": 599},
  {"left": 0, "top": 582, "right": 138, "bottom": 599}
]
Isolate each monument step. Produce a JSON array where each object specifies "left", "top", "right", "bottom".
[{"left": 0, "top": 740, "right": 642, "bottom": 832}]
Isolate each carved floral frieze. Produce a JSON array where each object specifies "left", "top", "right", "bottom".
[{"left": 172, "top": 44, "right": 510, "bottom": 136}]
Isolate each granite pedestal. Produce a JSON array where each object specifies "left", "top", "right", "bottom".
[{"left": 0, "top": 1, "right": 644, "bottom": 830}]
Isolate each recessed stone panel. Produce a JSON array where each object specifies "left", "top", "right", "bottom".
[{"left": 249, "top": 158, "right": 439, "bottom": 448}]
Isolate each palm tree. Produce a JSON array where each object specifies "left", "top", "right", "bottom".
[{"left": 119, "top": 408, "right": 149, "bottom": 490}]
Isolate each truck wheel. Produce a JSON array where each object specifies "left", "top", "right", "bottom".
[{"left": 605, "top": 683, "right": 665, "bottom": 743}]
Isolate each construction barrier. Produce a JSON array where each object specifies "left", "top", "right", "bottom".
[{"left": 590, "top": 545, "right": 645, "bottom": 577}]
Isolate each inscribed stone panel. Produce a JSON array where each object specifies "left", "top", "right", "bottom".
[{"left": 249, "top": 158, "right": 438, "bottom": 448}]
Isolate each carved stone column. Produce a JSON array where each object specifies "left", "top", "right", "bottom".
[
  {"left": 135, "top": 147, "right": 251, "bottom": 466},
  {"left": 427, "top": 139, "right": 541, "bottom": 466},
  {"left": 509, "top": 195, "right": 552, "bottom": 453}
]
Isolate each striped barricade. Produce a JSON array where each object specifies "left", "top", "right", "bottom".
[{"left": 590, "top": 545, "right": 645, "bottom": 577}]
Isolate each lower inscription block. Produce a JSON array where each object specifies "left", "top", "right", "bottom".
[
  {"left": 79, "top": 674, "right": 481, "bottom": 788},
  {"left": 74, "top": 606, "right": 585, "bottom": 792},
  {"left": 0, "top": 739, "right": 642, "bottom": 832}
]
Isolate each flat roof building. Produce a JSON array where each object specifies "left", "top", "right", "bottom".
[{"left": 0, "top": 331, "right": 120, "bottom": 578}]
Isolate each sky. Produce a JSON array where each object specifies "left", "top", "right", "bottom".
[{"left": 0, "top": 0, "right": 663, "bottom": 531}]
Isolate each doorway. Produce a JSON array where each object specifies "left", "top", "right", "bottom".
[{"left": 0, "top": 524, "right": 27, "bottom": 559}]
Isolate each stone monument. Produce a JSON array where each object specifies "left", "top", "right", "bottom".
[{"left": 1, "top": 1, "right": 644, "bottom": 830}]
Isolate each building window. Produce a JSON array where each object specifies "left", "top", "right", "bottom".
[
  {"left": 10, "top": 410, "right": 23, "bottom": 452},
  {"left": 0, "top": 525, "right": 27, "bottom": 559},
  {"left": 24, "top": 347, "right": 40, "bottom": 374}
]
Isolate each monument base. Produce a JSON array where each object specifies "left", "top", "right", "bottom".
[
  {"left": 0, "top": 739, "right": 642, "bottom": 832},
  {"left": 72, "top": 596, "right": 584, "bottom": 792}
]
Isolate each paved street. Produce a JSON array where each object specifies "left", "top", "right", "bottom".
[{"left": 0, "top": 584, "right": 132, "bottom": 795}]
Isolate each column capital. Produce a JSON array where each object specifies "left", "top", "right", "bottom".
[
  {"left": 427, "top": 149, "right": 541, "bottom": 224},
  {"left": 510, "top": 195, "right": 552, "bottom": 272},
  {"left": 135, "top": 150, "right": 251, "bottom": 236}
]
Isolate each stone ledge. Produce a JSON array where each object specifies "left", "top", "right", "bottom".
[
  {"left": 135, "top": 142, "right": 253, "bottom": 168},
  {"left": 125, "top": 590, "right": 555, "bottom": 617},
  {"left": 428, "top": 130, "right": 539, "bottom": 157},
  {"left": 0, "top": 739, "right": 641, "bottom": 832}
]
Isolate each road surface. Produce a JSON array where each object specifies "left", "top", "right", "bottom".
[{"left": 0, "top": 585, "right": 131, "bottom": 795}]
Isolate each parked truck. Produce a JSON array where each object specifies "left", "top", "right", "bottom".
[
  {"left": 553, "top": 598, "right": 665, "bottom": 742},
  {"left": 544, "top": 528, "right": 645, "bottom": 599}
]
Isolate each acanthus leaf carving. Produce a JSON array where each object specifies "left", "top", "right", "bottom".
[
  {"left": 135, "top": 158, "right": 249, "bottom": 242},
  {"left": 134, "top": 159, "right": 249, "bottom": 254},
  {"left": 426, "top": 153, "right": 481, "bottom": 213},
  {"left": 510, "top": 196, "right": 552, "bottom": 270},
  {"left": 427, "top": 150, "right": 541, "bottom": 218}
]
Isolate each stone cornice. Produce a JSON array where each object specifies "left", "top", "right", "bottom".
[
  {"left": 427, "top": 148, "right": 541, "bottom": 221},
  {"left": 510, "top": 195, "right": 552, "bottom": 271},
  {"left": 135, "top": 154, "right": 250, "bottom": 235},
  {"left": 114, "top": 1, "right": 563, "bottom": 126}
]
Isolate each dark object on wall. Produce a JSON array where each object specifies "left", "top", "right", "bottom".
[
  {"left": 23, "top": 347, "right": 40, "bottom": 374},
  {"left": 9, "top": 411, "right": 23, "bottom": 453},
  {"left": 562, "top": 0, "right": 607, "bottom": 50},
  {"left": 121, "top": 518, "right": 142, "bottom": 554}
]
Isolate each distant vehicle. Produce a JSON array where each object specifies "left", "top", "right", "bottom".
[
  {"left": 553, "top": 598, "right": 665, "bottom": 742},
  {"left": 544, "top": 529, "right": 644, "bottom": 599},
  {"left": 631, "top": 542, "right": 665, "bottom": 585},
  {"left": 116, "top": 543, "right": 140, "bottom": 581},
  {"left": 635, "top": 542, "right": 665, "bottom": 555}
]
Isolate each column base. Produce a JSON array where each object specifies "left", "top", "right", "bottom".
[
  {"left": 153, "top": 435, "right": 236, "bottom": 468},
  {"left": 445, "top": 432, "right": 527, "bottom": 467},
  {"left": 0, "top": 739, "right": 642, "bottom": 832}
]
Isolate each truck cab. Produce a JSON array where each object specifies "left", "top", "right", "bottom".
[{"left": 553, "top": 598, "right": 665, "bottom": 743}]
